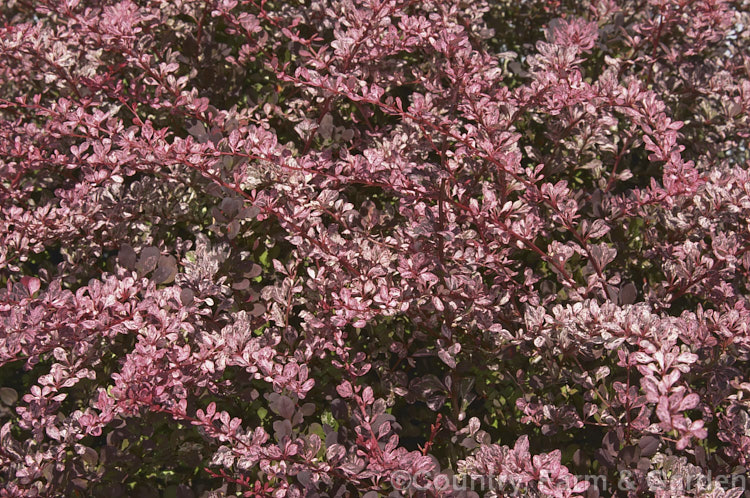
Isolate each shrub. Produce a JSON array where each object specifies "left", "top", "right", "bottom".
[{"left": 1, "top": 0, "right": 750, "bottom": 496}]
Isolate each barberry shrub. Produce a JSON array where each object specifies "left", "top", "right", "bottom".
[{"left": 1, "top": 0, "right": 750, "bottom": 496}]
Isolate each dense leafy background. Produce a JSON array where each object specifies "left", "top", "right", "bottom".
[{"left": 1, "top": 0, "right": 750, "bottom": 496}]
